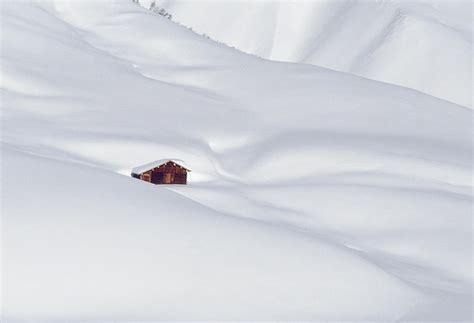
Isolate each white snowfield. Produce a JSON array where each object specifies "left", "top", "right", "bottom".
[
  {"left": 154, "top": 0, "right": 473, "bottom": 108},
  {"left": 1, "top": 0, "right": 472, "bottom": 321}
]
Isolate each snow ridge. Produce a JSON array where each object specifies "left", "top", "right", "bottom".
[{"left": 156, "top": 0, "right": 472, "bottom": 107}]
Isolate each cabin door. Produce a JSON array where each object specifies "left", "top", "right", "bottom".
[{"left": 164, "top": 173, "right": 172, "bottom": 184}]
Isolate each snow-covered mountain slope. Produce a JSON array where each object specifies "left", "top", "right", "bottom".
[
  {"left": 153, "top": 0, "right": 473, "bottom": 108},
  {"left": 1, "top": 0, "right": 472, "bottom": 321}
]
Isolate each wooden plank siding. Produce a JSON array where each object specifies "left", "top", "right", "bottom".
[{"left": 135, "top": 161, "right": 188, "bottom": 185}]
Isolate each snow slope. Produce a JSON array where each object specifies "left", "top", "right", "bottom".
[
  {"left": 153, "top": 0, "right": 473, "bottom": 108},
  {"left": 1, "top": 0, "right": 472, "bottom": 321}
]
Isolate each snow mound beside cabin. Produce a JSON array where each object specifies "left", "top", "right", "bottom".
[{"left": 2, "top": 147, "right": 429, "bottom": 321}]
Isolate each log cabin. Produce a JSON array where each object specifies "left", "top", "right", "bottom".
[{"left": 131, "top": 159, "right": 190, "bottom": 185}]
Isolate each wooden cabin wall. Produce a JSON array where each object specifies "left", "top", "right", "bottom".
[
  {"left": 140, "top": 170, "right": 152, "bottom": 182},
  {"left": 173, "top": 173, "right": 187, "bottom": 184},
  {"left": 150, "top": 163, "right": 187, "bottom": 184},
  {"left": 134, "top": 162, "right": 188, "bottom": 185}
]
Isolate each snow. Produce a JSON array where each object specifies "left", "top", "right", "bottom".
[
  {"left": 131, "top": 159, "right": 190, "bottom": 175},
  {"left": 1, "top": 0, "right": 472, "bottom": 321},
  {"left": 2, "top": 148, "right": 429, "bottom": 321},
  {"left": 155, "top": 0, "right": 473, "bottom": 108}
]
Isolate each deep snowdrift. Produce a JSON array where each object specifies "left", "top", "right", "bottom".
[
  {"left": 153, "top": 0, "right": 472, "bottom": 108},
  {"left": 3, "top": 148, "right": 428, "bottom": 320},
  {"left": 1, "top": 0, "right": 472, "bottom": 321}
]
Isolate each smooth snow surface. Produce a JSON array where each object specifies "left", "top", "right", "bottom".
[
  {"left": 1, "top": 0, "right": 472, "bottom": 321},
  {"left": 155, "top": 0, "right": 473, "bottom": 108}
]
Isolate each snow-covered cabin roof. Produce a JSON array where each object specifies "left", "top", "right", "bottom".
[{"left": 131, "top": 159, "right": 190, "bottom": 175}]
